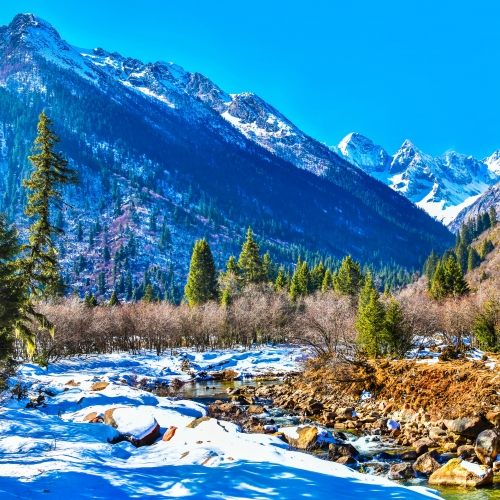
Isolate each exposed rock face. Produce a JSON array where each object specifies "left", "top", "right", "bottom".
[
  {"left": 388, "top": 462, "right": 415, "bottom": 480},
  {"left": 457, "top": 445, "right": 476, "bottom": 459},
  {"left": 443, "top": 417, "right": 492, "bottom": 438},
  {"left": 162, "top": 426, "right": 177, "bottom": 441},
  {"left": 429, "top": 458, "right": 493, "bottom": 488},
  {"left": 475, "top": 429, "right": 500, "bottom": 466},
  {"left": 187, "top": 416, "right": 211, "bottom": 429},
  {"left": 246, "top": 405, "right": 266, "bottom": 415},
  {"left": 413, "top": 450, "right": 441, "bottom": 476}
]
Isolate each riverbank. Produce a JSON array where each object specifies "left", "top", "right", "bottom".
[{"left": 0, "top": 348, "right": 439, "bottom": 499}]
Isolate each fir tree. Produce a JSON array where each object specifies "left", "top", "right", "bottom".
[
  {"left": 275, "top": 266, "right": 287, "bottom": 291},
  {"left": 310, "top": 262, "right": 326, "bottom": 292},
  {"left": 184, "top": 239, "right": 219, "bottom": 306},
  {"left": 289, "top": 260, "right": 310, "bottom": 299},
  {"left": 489, "top": 206, "right": 497, "bottom": 227},
  {"left": 262, "top": 252, "right": 274, "bottom": 282},
  {"left": 97, "top": 272, "right": 106, "bottom": 296},
  {"left": 0, "top": 215, "right": 33, "bottom": 359},
  {"left": 103, "top": 245, "right": 110, "bottom": 262},
  {"left": 456, "top": 244, "right": 468, "bottom": 274},
  {"left": 77, "top": 221, "right": 83, "bottom": 241},
  {"left": 334, "top": 255, "right": 364, "bottom": 296},
  {"left": 467, "top": 246, "right": 481, "bottom": 272},
  {"left": 321, "top": 268, "right": 332, "bottom": 292},
  {"left": 444, "top": 255, "right": 469, "bottom": 296},
  {"left": 143, "top": 284, "right": 154, "bottom": 303},
  {"left": 108, "top": 291, "right": 120, "bottom": 307},
  {"left": 238, "top": 228, "right": 264, "bottom": 284},
  {"left": 429, "top": 262, "right": 447, "bottom": 300},
  {"left": 225, "top": 255, "right": 240, "bottom": 276},
  {"left": 221, "top": 286, "right": 231, "bottom": 307},
  {"left": 21, "top": 111, "right": 78, "bottom": 298},
  {"left": 474, "top": 298, "right": 500, "bottom": 351},
  {"left": 384, "top": 297, "right": 406, "bottom": 357},
  {"left": 356, "top": 289, "right": 386, "bottom": 358},
  {"left": 480, "top": 239, "right": 494, "bottom": 259}
]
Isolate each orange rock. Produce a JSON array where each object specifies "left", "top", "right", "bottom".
[{"left": 162, "top": 426, "right": 178, "bottom": 442}]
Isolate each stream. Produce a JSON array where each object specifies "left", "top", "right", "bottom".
[{"left": 177, "top": 378, "right": 500, "bottom": 500}]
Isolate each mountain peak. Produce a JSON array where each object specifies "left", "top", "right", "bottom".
[{"left": 336, "top": 132, "right": 390, "bottom": 173}]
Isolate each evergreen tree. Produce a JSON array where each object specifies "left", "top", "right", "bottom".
[
  {"left": 225, "top": 255, "right": 240, "bottom": 277},
  {"left": 21, "top": 111, "right": 78, "bottom": 298},
  {"left": 97, "top": 272, "right": 106, "bottom": 296},
  {"left": 356, "top": 289, "right": 386, "bottom": 358},
  {"left": 289, "top": 260, "right": 310, "bottom": 299},
  {"left": 479, "top": 239, "right": 494, "bottom": 259},
  {"left": 310, "top": 262, "right": 326, "bottom": 292},
  {"left": 474, "top": 298, "right": 500, "bottom": 351},
  {"left": 489, "top": 206, "right": 497, "bottom": 227},
  {"left": 143, "top": 284, "right": 154, "bottom": 303},
  {"left": 77, "top": 221, "right": 83, "bottom": 242},
  {"left": 221, "top": 286, "right": 231, "bottom": 307},
  {"left": 334, "top": 255, "right": 364, "bottom": 296},
  {"left": 184, "top": 239, "right": 219, "bottom": 306},
  {"left": 467, "top": 246, "right": 481, "bottom": 272},
  {"left": 275, "top": 266, "right": 287, "bottom": 291},
  {"left": 103, "top": 245, "right": 110, "bottom": 262},
  {"left": 0, "top": 215, "right": 32, "bottom": 359},
  {"left": 444, "top": 255, "right": 469, "bottom": 296},
  {"left": 429, "top": 262, "right": 447, "bottom": 300},
  {"left": 321, "top": 268, "right": 332, "bottom": 292},
  {"left": 455, "top": 244, "right": 469, "bottom": 274},
  {"left": 359, "top": 271, "right": 375, "bottom": 310},
  {"left": 384, "top": 297, "right": 406, "bottom": 357},
  {"left": 108, "top": 291, "right": 120, "bottom": 307},
  {"left": 238, "top": 228, "right": 264, "bottom": 284},
  {"left": 262, "top": 252, "right": 274, "bottom": 282}
]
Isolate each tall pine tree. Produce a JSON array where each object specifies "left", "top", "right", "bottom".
[
  {"left": 184, "top": 239, "right": 219, "bottom": 306},
  {"left": 21, "top": 111, "right": 78, "bottom": 298},
  {"left": 238, "top": 228, "right": 264, "bottom": 284}
]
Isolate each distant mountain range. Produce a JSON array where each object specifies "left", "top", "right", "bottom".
[
  {"left": 0, "top": 14, "right": 453, "bottom": 299},
  {"left": 332, "top": 133, "right": 500, "bottom": 226}
]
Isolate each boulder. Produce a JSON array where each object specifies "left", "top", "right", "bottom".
[
  {"left": 336, "top": 408, "right": 354, "bottom": 420},
  {"left": 104, "top": 407, "right": 160, "bottom": 447},
  {"left": 429, "top": 427, "right": 447, "bottom": 442},
  {"left": 429, "top": 458, "right": 493, "bottom": 488},
  {"left": 287, "top": 427, "right": 318, "bottom": 450},
  {"left": 400, "top": 450, "right": 417, "bottom": 461},
  {"left": 486, "top": 411, "right": 500, "bottom": 427},
  {"left": 443, "top": 442, "right": 458, "bottom": 452},
  {"left": 413, "top": 450, "right": 441, "bottom": 475},
  {"left": 329, "top": 443, "right": 359, "bottom": 461},
  {"left": 83, "top": 411, "right": 98, "bottom": 422},
  {"left": 90, "top": 381, "right": 109, "bottom": 391},
  {"left": 336, "top": 456, "right": 357, "bottom": 465},
  {"left": 246, "top": 405, "right": 266, "bottom": 415},
  {"left": 65, "top": 379, "right": 80, "bottom": 387},
  {"left": 443, "top": 417, "right": 491, "bottom": 438},
  {"left": 457, "top": 445, "right": 476, "bottom": 459},
  {"left": 475, "top": 429, "right": 500, "bottom": 466},
  {"left": 162, "top": 426, "right": 177, "bottom": 441},
  {"left": 388, "top": 462, "right": 415, "bottom": 480}
]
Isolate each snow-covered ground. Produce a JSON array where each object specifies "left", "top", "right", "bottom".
[{"left": 0, "top": 347, "right": 440, "bottom": 499}]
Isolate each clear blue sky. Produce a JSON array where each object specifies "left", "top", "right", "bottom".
[{"left": 2, "top": 1, "right": 499, "bottom": 158}]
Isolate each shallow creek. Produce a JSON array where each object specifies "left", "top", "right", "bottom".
[{"left": 177, "top": 378, "right": 500, "bottom": 500}]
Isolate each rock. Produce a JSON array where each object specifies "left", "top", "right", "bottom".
[
  {"left": 246, "top": 405, "right": 266, "bottom": 415},
  {"left": 429, "top": 458, "right": 493, "bottom": 488},
  {"left": 162, "top": 426, "right": 177, "bottom": 441},
  {"left": 457, "top": 445, "right": 476, "bottom": 458},
  {"left": 336, "top": 408, "right": 354, "bottom": 420},
  {"left": 91, "top": 381, "right": 109, "bottom": 391},
  {"left": 65, "top": 379, "right": 80, "bottom": 387},
  {"left": 415, "top": 444, "right": 428, "bottom": 456},
  {"left": 329, "top": 443, "right": 359, "bottom": 461},
  {"left": 187, "top": 416, "right": 211, "bottom": 428},
  {"left": 373, "top": 451, "right": 394, "bottom": 460},
  {"left": 475, "top": 429, "right": 500, "bottom": 466},
  {"left": 388, "top": 462, "right": 415, "bottom": 480},
  {"left": 429, "top": 427, "right": 447, "bottom": 442},
  {"left": 444, "top": 443, "right": 458, "bottom": 452},
  {"left": 413, "top": 450, "right": 441, "bottom": 475},
  {"left": 336, "top": 456, "right": 357, "bottom": 465},
  {"left": 412, "top": 437, "right": 437, "bottom": 449},
  {"left": 400, "top": 450, "right": 417, "bottom": 461},
  {"left": 287, "top": 427, "right": 318, "bottom": 450},
  {"left": 208, "top": 403, "right": 240, "bottom": 418},
  {"left": 83, "top": 411, "right": 98, "bottom": 422},
  {"left": 486, "top": 411, "right": 500, "bottom": 427},
  {"left": 104, "top": 407, "right": 160, "bottom": 447},
  {"left": 443, "top": 417, "right": 492, "bottom": 438}
]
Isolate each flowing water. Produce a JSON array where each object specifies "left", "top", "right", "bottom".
[{"left": 179, "top": 379, "right": 500, "bottom": 499}]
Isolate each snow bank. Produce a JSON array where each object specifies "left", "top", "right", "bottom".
[{"left": 0, "top": 348, "right": 441, "bottom": 499}]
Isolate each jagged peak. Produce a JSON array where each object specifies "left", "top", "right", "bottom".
[{"left": 5, "top": 13, "right": 61, "bottom": 41}]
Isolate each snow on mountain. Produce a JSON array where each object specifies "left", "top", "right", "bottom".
[{"left": 335, "top": 133, "right": 500, "bottom": 225}]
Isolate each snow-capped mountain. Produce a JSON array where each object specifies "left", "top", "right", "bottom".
[
  {"left": 334, "top": 133, "right": 500, "bottom": 225},
  {"left": 0, "top": 13, "right": 453, "bottom": 298}
]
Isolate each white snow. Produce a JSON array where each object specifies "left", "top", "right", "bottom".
[
  {"left": 460, "top": 459, "right": 488, "bottom": 477},
  {"left": 0, "top": 348, "right": 440, "bottom": 499}
]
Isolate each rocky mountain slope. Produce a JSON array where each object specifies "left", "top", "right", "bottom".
[
  {"left": 334, "top": 133, "right": 500, "bottom": 225},
  {"left": 0, "top": 14, "right": 453, "bottom": 300}
]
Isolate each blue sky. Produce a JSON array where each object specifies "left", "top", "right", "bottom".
[{"left": 2, "top": 1, "right": 499, "bottom": 158}]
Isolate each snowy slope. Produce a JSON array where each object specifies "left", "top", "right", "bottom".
[
  {"left": 335, "top": 133, "right": 500, "bottom": 225},
  {"left": 0, "top": 350, "right": 439, "bottom": 499}
]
